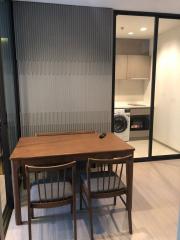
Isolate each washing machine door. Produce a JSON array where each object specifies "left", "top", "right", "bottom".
[{"left": 114, "top": 114, "right": 128, "bottom": 133}]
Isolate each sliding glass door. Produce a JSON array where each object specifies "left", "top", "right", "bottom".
[
  {"left": 114, "top": 12, "right": 180, "bottom": 160},
  {"left": 114, "top": 14, "right": 155, "bottom": 158},
  {"left": 0, "top": 0, "right": 20, "bottom": 234},
  {"left": 152, "top": 18, "right": 180, "bottom": 156}
]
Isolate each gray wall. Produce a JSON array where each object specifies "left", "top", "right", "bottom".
[{"left": 13, "top": 2, "right": 113, "bottom": 136}]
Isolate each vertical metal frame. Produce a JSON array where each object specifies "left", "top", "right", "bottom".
[
  {"left": 148, "top": 17, "right": 159, "bottom": 157},
  {"left": 112, "top": 10, "right": 180, "bottom": 162},
  {"left": 111, "top": 12, "right": 117, "bottom": 132}
]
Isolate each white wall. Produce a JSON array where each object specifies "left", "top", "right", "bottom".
[
  {"left": 153, "top": 25, "right": 180, "bottom": 151},
  {"left": 15, "top": 0, "right": 180, "bottom": 14}
]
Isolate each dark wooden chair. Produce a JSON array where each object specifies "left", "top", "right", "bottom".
[
  {"left": 80, "top": 155, "right": 133, "bottom": 240},
  {"left": 22, "top": 131, "right": 96, "bottom": 189},
  {"left": 25, "top": 162, "right": 77, "bottom": 240}
]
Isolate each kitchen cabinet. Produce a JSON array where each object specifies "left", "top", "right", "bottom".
[
  {"left": 115, "top": 54, "right": 151, "bottom": 80},
  {"left": 115, "top": 55, "right": 127, "bottom": 80},
  {"left": 127, "top": 55, "right": 151, "bottom": 80}
]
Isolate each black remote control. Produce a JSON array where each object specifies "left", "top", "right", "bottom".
[{"left": 99, "top": 133, "right": 106, "bottom": 139}]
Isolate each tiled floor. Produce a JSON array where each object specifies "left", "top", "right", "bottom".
[{"left": 6, "top": 159, "right": 180, "bottom": 240}]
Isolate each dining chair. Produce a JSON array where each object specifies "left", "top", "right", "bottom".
[
  {"left": 21, "top": 131, "right": 95, "bottom": 189},
  {"left": 25, "top": 161, "right": 77, "bottom": 240},
  {"left": 80, "top": 155, "right": 133, "bottom": 240}
]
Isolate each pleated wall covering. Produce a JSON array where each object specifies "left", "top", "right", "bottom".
[{"left": 13, "top": 2, "right": 113, "bottom": 136}]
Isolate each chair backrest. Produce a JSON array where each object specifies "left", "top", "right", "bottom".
[
  {"left": 35, "top": 131, "right": 96, "bottom": 137},
  {"left": 25, "top": 161, "right": 76, "bottom": 203},
  {"left": 87, "top": 155, "right": 133, "bottom": 192}
]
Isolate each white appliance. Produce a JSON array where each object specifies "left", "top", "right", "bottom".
[{"left": 114, "top": 108, "right": 130, "bottom": 141}]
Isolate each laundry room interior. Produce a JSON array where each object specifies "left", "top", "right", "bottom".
[{"left": 114, "top": 15, "right": 180, "bottom": 158}]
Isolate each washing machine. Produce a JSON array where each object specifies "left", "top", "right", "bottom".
[{"left": 114, "top": 108, "right": 130, "bottom": 142}]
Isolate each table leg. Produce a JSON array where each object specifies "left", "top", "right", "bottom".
[
  {"left": 126, "top": 156, "right": 134, "bottom": 234},
  {"left": 12, "top": 161, "right": 22, "bottom": 225}
]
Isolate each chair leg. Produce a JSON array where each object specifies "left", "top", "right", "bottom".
[
  {"left": 127, "top": 195, "right": 132, "bottom": 234},
  {"left": 113, "top": 197, "right": 117, "bottom": 206},
  {"left": 30, "top": 208, "right": 34, "bottom": 219},
  {"left": 28, "top": 206, "right": 32, "bottom": 240},
  {"left": 22, "top": 167, "right": 26, "bottom": 189},
  {"left": 87, "top": 196, "right": 94, "bottom": 240},
  {"left": 80, "top": 185, "right": 83, "bottom": 210},
  {"left": 127, "top": 208, "right": 132, "bottom": 234},
  {"left": 72, "top": 198, "right": 77, "bottom": 240},
  {"left": 71, "top": 202, "right": 73, "bottom": 214}
]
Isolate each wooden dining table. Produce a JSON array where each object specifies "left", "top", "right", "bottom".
[{"left": 10, "top": 132, "right": 135, "bottom": 225}]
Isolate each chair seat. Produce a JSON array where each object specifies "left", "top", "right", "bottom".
[
  {"left": 81, "top": 171, "right": 126, "bottom": 193},
  {"left": 30, "top": 181, "right": 72, "bottom": 202}
]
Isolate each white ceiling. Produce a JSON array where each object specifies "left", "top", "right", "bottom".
[
  {"left": 15, "top": 0, "right": 180, "bottom": 14},
  {"left": 116, "top": 16, "right": 180, "bottom": 39}
]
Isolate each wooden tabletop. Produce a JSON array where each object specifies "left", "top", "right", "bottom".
[{"left": 10, "top": 132, "right": 135, "bottom": 161}]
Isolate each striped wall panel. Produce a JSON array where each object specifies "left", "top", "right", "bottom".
[{"left": 13, "top": 2, "right": 113, "bottom": 136}]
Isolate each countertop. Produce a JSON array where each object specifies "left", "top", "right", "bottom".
[{"left": 115, "top": 102, "right": 150, "bottom": 109}]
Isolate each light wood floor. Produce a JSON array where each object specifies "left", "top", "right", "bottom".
[
  {"left": 6, "top": 160, "right": 180, "bottom": 240},
  {"left": 0, "top": 175, "right": 6, "bottom": 212},
  {"left": 129, "top": 140, "right": 179, "bottom": 158}
]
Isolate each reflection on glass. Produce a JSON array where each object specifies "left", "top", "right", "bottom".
[
  {"left": 114, "top": 15, "right": 154, "bottom": 158},
  {"left": 152, "top": 19, "right": 180, "bottom": 156},
  {"left": 0, "top": 38, "right": 8, "bottom": 43},
  {"left": 0, "top": 0, "right": 19, "bottom": 213}
]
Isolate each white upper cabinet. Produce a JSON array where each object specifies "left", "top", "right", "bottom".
[
  {"left": 115, "top": 55, "right": 127, "bottom": 80},
  {"left": 115, "top": 54, "right": 151, "bottom": 80},
  {"left": 127, "top": 55, "right": 151, "bottom": 80}
]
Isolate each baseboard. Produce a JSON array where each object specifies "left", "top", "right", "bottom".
[{"left": 153, "top": 138, "right": 180, "bottom": 154}]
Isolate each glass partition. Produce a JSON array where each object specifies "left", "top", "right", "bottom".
[
  {"left": 114, "top": 15, "right": 155, "bottom": 158},
  {"left": 0, "top": 0, "right": 19, "bottom": 220},
  {"left": 152, "top": 18, "right": 180, "bottom": 156}
]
